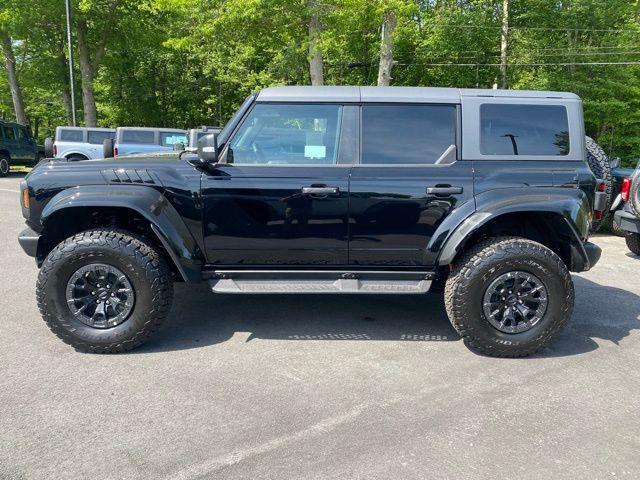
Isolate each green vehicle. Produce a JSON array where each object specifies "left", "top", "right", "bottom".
[{"left": 0, "top": 119, "right": 44, "bottom": 176}]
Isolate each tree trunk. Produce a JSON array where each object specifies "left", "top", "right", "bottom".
[
  {"left": 77, "top": 19, "right": 98, "bottom": 127},
  {"left": 377, "top": 10, "right": 397, "bottom": 87},
  {"left": 499, "top": 0, "right": 509, "bottom": 89},
  {"left": 0, "top": 31, "right": 28, "bottom": 125},
  {"left": 307, "top": 1, "right": 324, "bottom": 86},
  {"left": 58, "top": 53, "right": 73, "bottom": 125}
]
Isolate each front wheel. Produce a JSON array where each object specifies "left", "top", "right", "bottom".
[
  {"left": 444, "top": 237, "right": 574, "bottom": 357},
  {"left": 0, "top": 155, "right": 10, "bottom": 177},
  {"left": 36, "top": 230, "right": 174, "bottom": 353}
]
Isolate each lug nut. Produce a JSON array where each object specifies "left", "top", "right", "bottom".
[
  {"left": 96, "top": 284, "right": 101, "bottom": 288},
  {"left": 111, "top": 292, "right": 115, "bottom": 297},
  {"left": 96, "top": 299, "right": 101, "bottom": 304}
]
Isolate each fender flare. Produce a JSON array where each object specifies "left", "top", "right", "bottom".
[
  {"left": 57, "top": 149, "right": 90, "bottom": 160},
  {"left": 434, "top": 187, "right": 593, "bottom": 271},
  {"left": 41, "top": 185, "right": 205, "bottom": 282}
]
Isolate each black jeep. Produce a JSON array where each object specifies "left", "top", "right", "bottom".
[{"left": 18, "top": 86, "right": 604, "bottom": 357}]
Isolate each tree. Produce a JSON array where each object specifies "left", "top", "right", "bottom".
[
  {"left": 500, "top": 0, "right": 509, "bottom": 88},
  {"left": 0, "top": 30, "right": 27, "bottom": 124},
  {"left": 377, "top": 8, "right": 397, "bottom": 86},
  {"left": 308, "top": 0, "right": 324, "bottom": 85}
]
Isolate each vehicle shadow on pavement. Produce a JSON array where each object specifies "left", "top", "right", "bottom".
[
  {"left": 132, "top": 276, "right": 640, "bottom": 357},
  {"left": 133, "top": 284, "right": 458, "bottom": 354},
  {"left": 539, "top": 276, "right": 640, "bottom": 358}
]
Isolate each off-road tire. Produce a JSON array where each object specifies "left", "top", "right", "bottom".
[
  {"left": 585, "top": 136, "right": 612, "bottom": 231},
  {"left": 626, "top": 233, "right": 640, "bottom": 255},
  {"left": 444, "top": 237, "right": 574, "bottom": 357},
  {"left": 631, "top": 168, "right": 640, "bottom": 216},
  {"left": 609, "top": 215, "right": 627, "bottom": 237},
  {"left": 0, "top": 154, "right": 10, "bottom": 177},
  {"left": 36, "top": 230, "right": 173, "bottom": 353}
]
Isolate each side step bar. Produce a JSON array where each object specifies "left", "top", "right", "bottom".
[{"left": 208, "top": 270, "right": 434, "bottom": 295}]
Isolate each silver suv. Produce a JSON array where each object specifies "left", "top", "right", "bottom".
[
  {"left": 107, "top": 127, "right": 186, "bottom": 157},
  {"left": 51, "top": 126, "right": 115, "bottom": 160}
]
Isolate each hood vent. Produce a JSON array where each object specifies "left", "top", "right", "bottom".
[{"left": 102, "top": 169, "right": 155, "bottom": 184}]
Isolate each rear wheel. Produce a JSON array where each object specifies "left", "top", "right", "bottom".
[
  {"left": 609, "top": 215, "right": 627, "bottom": 237},
  {"left": 444, "top": 237, "right": 574, "bottom": 357},
  {"left": 0, "top": 155, "right": 10, "bottom": 177},
  {"left": 626, "top": 233, "right": 640, "bottom": 255},
  {"left": 67, "top": 154, "right": 88, "bottom": 162},
  {"left": 36, "top": 230, "right": 174, "bottom": 353}
]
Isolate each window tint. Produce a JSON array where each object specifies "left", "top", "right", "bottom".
[
  {"left": 59, "top": 129, "right": 83, "bottom": 142},
  {"left": 361, "top": 105, "right": 456, "bottom": 164},
  {"left": 3, "top": 126, "right": 16, "bottom": 141},
  {"left": 16, "top": 127, "right": 28, "bottom": 140},
  {"left": 122, "top": 130, "right": 155, "bottom": 144},
  {"left": 87, "top": 130, "right": 114, "bottom": 145},
  {"left": 160, "top": 132, "right": 187, "bottom": 147},
  {"left": 228, "top": 104, "right": 342, "bottom": 165},
  {"left": 480, "top": 104, "right": 570, "bottom": 156}
]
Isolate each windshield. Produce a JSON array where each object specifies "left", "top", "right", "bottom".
[{"left": 217, "top": 93, "right": 257, "bottom": 146}]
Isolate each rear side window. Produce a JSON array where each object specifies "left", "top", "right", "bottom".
[
  {"left": 59, "top": 129, "right": 83, "bottom": 142},
  {"left": 160, "top": 132, "right": 187, "bottom": 147},
  {"left": 361, "top": 105, "right": 456, "bottom": 164},
  {"left": 3, "top": 126, "right": 16, "bottom": 140},
  {"left": 16, "top": 127, "right": 28, "bottom": 140},
  {"left": 480, "top": 104, "right": 570, "bottom": 156},
  {"left": 87, "top": 131, "right": 114, "bottom": 145},
  {"left": 122, "top": 130, "right": 155, "bottom": 144}
]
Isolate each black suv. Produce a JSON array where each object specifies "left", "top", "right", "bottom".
[
  {"left": 18, "top": 86, "right": 604, "bottom": 357},
  {"left": 0, "top": 119, "right": 44, "bottom": 175},
  {"left": 614, "top": 163, "right": 640, "bottom": 254}
]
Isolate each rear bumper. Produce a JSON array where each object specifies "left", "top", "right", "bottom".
[
  {"left": 18, "top": 227, "right": 40, "bottom": 257},
  {"left": 614, "top": 210, "right": 640, "bottom": 234}
]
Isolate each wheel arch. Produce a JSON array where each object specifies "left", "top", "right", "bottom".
[
  {"left": 436, "top": 188, "right": 594, "bottom": 272},
  {"left": 38, "top": 185, "right": 204, "bottom": 282}
]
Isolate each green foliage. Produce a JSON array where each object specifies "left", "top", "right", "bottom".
[{"left": 1, "top": 0, "right": 640, "bottom": 165}]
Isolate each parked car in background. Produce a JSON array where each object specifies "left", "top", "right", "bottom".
[
  {"left": 0, "top": 119, "right": 44, "bottom": 176},
  {"left": 47, "top": 126, "right": 116, "bottom": 161},
  {"left": 103, "top": 127, "right": 187, "bottom": 157},
  {"left": 186, "top": 126, "right": 221, "bottom": 148},
  {"left": 608, "top": 157, "right": 635, "bottom": 236},
  {"left": 614, "top": 163, "right": 640, "bottom": 254}
]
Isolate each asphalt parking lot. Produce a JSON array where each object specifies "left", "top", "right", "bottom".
[{"left": 1, "top": 172, "right": 639, "bottom": 480}]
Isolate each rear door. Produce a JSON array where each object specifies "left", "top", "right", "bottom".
[
  {"left": 87, "top": 130, "right": 114, "bottom": 158},
  {"left": 349, "top": 103, "right": 474, "bottom": 266},
  {"left": 201, "top": 102, "right": 355, "bottom": 266},
  {"left": 15, "top": 125, "right": 35, "bottom": 161}
]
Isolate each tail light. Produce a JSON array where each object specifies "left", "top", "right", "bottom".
[
  {"left": 621, "top": 178, "right": 631, "bottom": 202},
  {"left": 114, "top": 147, "right": 118, "bottom": 157},
  {"left": 53, "top": 144, "right": 57, "bottom": 156}
]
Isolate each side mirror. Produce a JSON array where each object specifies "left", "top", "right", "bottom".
[
  {"left": 197, "top": 133, "right": 219, "bottom": 163},
  {"left": 173, "top": 142, "right": 185, "bottom": 152},
  {"left": 44, "top": 137, "right": 55, "bottom": 158},
  {"left": 611, "top": 157, "right": 621, "bottom": 169}
]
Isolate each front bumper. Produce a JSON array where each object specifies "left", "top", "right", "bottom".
[
  {"left": 614, "top": 210, "right": 640, "bottom": 234},
  {"left": 18, "top": 226, "right": 40, "bottom": 257}
]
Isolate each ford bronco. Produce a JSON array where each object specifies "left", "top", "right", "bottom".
[{"left": 18, "top": 86, "right": 604, "bottom": 357}]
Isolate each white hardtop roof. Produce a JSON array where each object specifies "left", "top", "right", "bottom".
[
  {"left": 56, "top": 126, "right": 115, "bottom": 131},
  {"left": 256, "top": 86, "right": 579, "bottom": 103},
  {"left": 115, "top": 127, "right": 186, "bottom": 132}
]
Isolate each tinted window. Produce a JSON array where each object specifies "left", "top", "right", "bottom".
[
  {"left": 160, "top": 132, "right": 186, "bottom": 147},
  {"left": 59, "top": 129, "right": 83, "bottom": 142},
  {"left": 362, "top": 105, "right": 456, "bottom": 164},
  {"left": 3, "top": 126, "right": 16, "bottom": 140},
  {"left": 87, "top": 130, "right": 114, "bottom": 145},
  {"left": 16, "top": 127, "right": 28, "bottom": 140},
  {"left": 480, "top": 104, "right": 569, "bottom": 156},
  {"left": 228, "top": 104, "right": 342, "bottom": 165},
  {"left": 122, "top": 130, "right": 155, "bottom": 144}
]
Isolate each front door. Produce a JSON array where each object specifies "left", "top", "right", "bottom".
[
  {"left": 349, "top": 103, "right": 474, "bottom": 267},
  {"left": 202, "top": 102, "right": 353, "bottom": 266}
]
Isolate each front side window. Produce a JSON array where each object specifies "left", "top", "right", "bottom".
[
  {"left": 361, "top": 105, "right": 457, "bottom": 164},
  {"left": 160, "top": 132, "right": 187, "bottom": 147},
  {"left": 3, "top": 126, "right": 16, "bottom": 140},
  {"left": 88, "top": 131, "right": 114, "bottom": 145},
  {"left": 122, "top": 130, "right": 155, "bottom": 144},
  {"left": 228, "top": 104, "right": 342, "bottom": 165},
  {"left": 480, "top": 104, "right": 570, "bottom": 156},
  {"left": 59, "top": 129, "right": 83, "bottom": 142}
]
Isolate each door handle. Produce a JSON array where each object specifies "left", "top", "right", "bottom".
[
  {"left": 426, "top": 185, "right": 463, "bottom": 196},
  {"left": 302, "top": 186, "right": 340, "bottom": 195}
]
